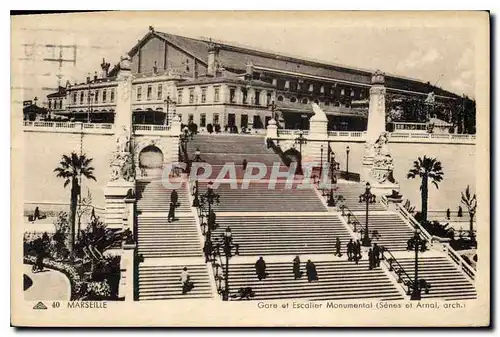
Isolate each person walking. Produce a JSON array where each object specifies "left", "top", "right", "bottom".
[
  {"left": 179, "top": 267, "right": 193, "bottom": 295},
  {"left": 368, "top": 248, "right": 374, "bottom": 270},
  {"left": 355, "top": 239, "right": 362, "bottom": 260},
  {"left": 242, "top": 159, "right": 248, "bottom": 171},
  {"left": 373, "top": 243, "right": 381, "bottom": 268},
  {"left": 255, "top": 257, "right": 267, "bottom": 281},
  {"left": 293, "top": 256, "right": 302, "bottom": 280},
  {"left": 167, "top": 201, "right": 176, "bottom": 222},
  {"left": 306, "top": 260, "right": 319, "bottom": 282},
  {"left": 335, "top": 237, "right": 342, "bottom": 257},
  {"left": 458, "top": 206, "right": 463, "bottom": 218},
  {"left": 446, "top": 208, "right": 451, "bottom": 220},
  {"left": 170, "top": 189, "right": 179, "bottom": 208},
  {"left": 346, "top": 239, "right": 354, "bottom": 261}
]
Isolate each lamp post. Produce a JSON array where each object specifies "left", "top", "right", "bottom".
[
  {"left": 320, "top": 144, "right": 324, "bottom": 180},
  {"left": 294, "top": 130, "right": 307, "bottom": 175},
  {"left": 164, "top": 95, "right": 172, "bottom": 126},
  {"left": 406, "top": 228, "right": 429, "bottom": 300},
  {"left": 327, "top": 153, "right": 340, "bottom": 207},
  {"left": 217, "top": 227, "right": 240, "bottom": 301},
  {"left": 346, "top": 145, "right": 350, "bottom": 181},
  {"left": 359, "top": 182, "right": 376, "bottom": 247},
  {"left": 200, "top": 181, "right": 220, "bottom": 238}
]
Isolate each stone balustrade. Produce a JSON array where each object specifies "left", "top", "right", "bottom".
[{"left": 271, "top": 128, "right": 475, "bottom": 144}]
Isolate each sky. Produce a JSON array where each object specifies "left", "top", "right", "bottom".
[{"left": 11, "top": 11, "right": 477, "bottom": 103}]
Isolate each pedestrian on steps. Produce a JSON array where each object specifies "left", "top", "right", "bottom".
[
  {"left": 373, "top": 243, "right": 381, "bottom": 267},
  {"left": 180, "top": 267, "right": 193, "bottom": 295},
  {"left": 335, "top": 237, "right": 342, "bottom": 257},
  {"left": 171, "top": 189, "right": 179, "bottom": 208},
  {"left": 355, "top": 239, "right": 362, "bottom": 260},
  {"left": 242, "top": 159, "right": 248, "bottom": 171},
  {"left": 293, "top": 256, "right": 302, "bottom": 279},
  {"left": 255, "top": 257, "right": 267, "bottom": 281},
  {"left": 168, "top": 202, "right": 176, "bottom": 222},
  {"left": 368, "top": 248, "right": 374, "bottom": 270},
  {"left": 306, "top": 260, "right": 319, "bottom": 282},
  {"left": 347, "top": 239, "right": 354, "bottom": 261}
]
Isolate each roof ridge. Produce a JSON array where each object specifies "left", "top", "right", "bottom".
[{"left": 155, "top": 30, "right": 457, "bottom": 96}]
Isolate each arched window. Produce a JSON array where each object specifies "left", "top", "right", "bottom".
[
  {"left": 277, "top": 95, "right": 284, "bottom": 102},
  {"left": 290, "top": 97, "right": 297, "bottom": 103},
  {"left": 301, "top": 98, "right": 308, "bottom": 104}
]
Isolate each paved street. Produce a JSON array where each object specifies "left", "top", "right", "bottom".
[{"left": 23, "top": 264, "right": 71, "bottom": 301}]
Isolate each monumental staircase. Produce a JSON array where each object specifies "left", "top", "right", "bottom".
[
  {"left": 134, "top": 178, "right": 213, "bottom": 301},
  {"left": 131, "top": 133, "right": 477, "bottom": 302}
]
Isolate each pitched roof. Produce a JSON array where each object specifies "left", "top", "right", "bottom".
[{"left": 125, "top": 29, "right": 459, "bottom": 99}]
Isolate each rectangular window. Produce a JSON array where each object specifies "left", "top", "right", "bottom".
[
  {"left": 201, "top": 87, "right": 207, "bottom": 103},
  {"left": 266, "top": 92, "right": 272, "bottom": 105},
  {"left": 350, "top": 89, "right": 355, "bottom": 97},
  {"left": 188, "top": 114, "right": 194, "bottom": 122},
  {"left": 341, "top": 88, "right": 345, "bottom": 96},
  {"left": 255, "top": 90, "right": 261, "bottom": 105},
  {"left": 137, "top": 86, "right": 142, "bottom": 101},
  {"left": 110, "top": 89, "right": 115, "bottom": 102},
  {"left": 214, "top": 87, "right": 220, "bottom": 102},
  {"left": 72, "top": 93, "right": 77, "bottom": 104},
  {"left": 95, "top": 90, "right": 99, "bottom": 103},
  {"left": 360, "top": 90, "right": 364, "bottom": 99},
  {"left": 189, "top": 88, "right": 194, "bottom": 104},
  {"left": 177, "top": 90, "right": 183, "bottom": 104},
  {"left": 157, "top": 84, "right": 163, "bottom": 100},
  {"left": 103, "top": 89, "right": 107, "bottom": 102},
  {"left": 59, "top": 100, "right": 62, "bottom": 109},
  {"left": 229, "top": 88, "right": 235, "bottom": 103},
  {"left": 213, "top": 114, "right": 220, "bottom": 125},
  {"left": 48, "top": 100, "right": 52, "bottom": 109},
  {"left": 200, "top": 113, "right": 206, "bottom": 127},
  {"left": 147, "top": 85, "right": 152, "bottom": 100},
  {"left": 80, "top": 92, "right": 84, "bottom": 104}
]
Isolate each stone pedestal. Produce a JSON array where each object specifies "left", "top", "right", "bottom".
[
  {"left": 104, "top": 180, "right": 135, "bottom": 230},
  {"left": 119, "top": 242, "right": 136, "bottom": 301},
  {"left": 266, "top": 118, "right": 278, "bottom": 139}
]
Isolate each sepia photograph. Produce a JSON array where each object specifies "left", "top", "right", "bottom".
[{"left": 10, "top": 10, "right": 490, "bottom": 327}]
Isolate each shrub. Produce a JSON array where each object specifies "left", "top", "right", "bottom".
[{"left": 206, "top": 124, "right": 214, "bottom": 134}]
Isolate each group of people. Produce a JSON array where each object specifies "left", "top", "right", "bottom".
[
  {"left": 446, "top": 206, "right": 464, "bottom": 220},
  {"left": 255, "top": 256, "right": 319, "bottom": 283},
  {"left": 346, "top": 239, "right": 363, "bottom": 264},
  {"left": 344, "top": 239, "right": 383, "bottom": 270}
]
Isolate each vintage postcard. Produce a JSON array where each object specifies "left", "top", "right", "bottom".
[{"left": 11, "top": 11, "right": 490, "bottom": 327}]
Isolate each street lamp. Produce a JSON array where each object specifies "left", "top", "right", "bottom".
[
  {"left": 406, "top": 228, "right": 430, "bottom": 300},
  {"left": 359, "top": 182, "right": 376, "bottom": 247},
  {"left": 164, "top": 95, "right": 172, "bottom": 126},
  {"left": 327, "top": 153, "right": 340, "bottom": 207},
  {"left": 346, "top": 145, "right": 350, "bottom": 181},
  {"left": 294, "top": 130, "right": 307, "bottom": 175},
  {"left": 217, "top": 227, "right": 240, "bottom": 301},
  {"left": 320, "top": 144, "right": 324, "bottom": 180},
  {"left": 199, "top": 182, "right": 220, "bottom": 237}
]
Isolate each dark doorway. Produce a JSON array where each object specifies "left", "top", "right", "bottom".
[
  {"left": 228, "top": 113, "right": 236, "bottom": 127},
  {"left": 241, "top": 114, "right": 248, "bottom": 128}
]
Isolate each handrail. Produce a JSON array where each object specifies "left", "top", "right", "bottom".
[
  {"left": 339, "top": 204, "right": 363, "bottom": 233},
  {"left": 443, "top": 243, "right": 476, "bottom": 282},
  {"left": 397, "top": 204, "right": 433, "bottom": 242},
  {"left": 380, "top": 246, "right": 415, "bottom": 296}
]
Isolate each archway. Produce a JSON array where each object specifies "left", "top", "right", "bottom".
[{"left": 139, "top": 145, "right": 164, "bottom": 177}]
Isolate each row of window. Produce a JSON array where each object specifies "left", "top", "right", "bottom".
[
  {"left": 136, "top": 84, "right": 164, "bottom": 101},
  {"left": 276, "top": 95, "right": 351, "bottom": 106},
  {"left": 188, "top": 113, "right": 220, "bottom": 127},
  {"left": 275, "top": 80, "right": 365, "bottom": 98},
  {"left": 72, "top": 88, "right": 116, "bottom": 105},
  {"left": 178, "top": 86, "right": 273, "bottom": 106},
  {"left": 48, "top": 100, "right": 63, "bottom": 110}
]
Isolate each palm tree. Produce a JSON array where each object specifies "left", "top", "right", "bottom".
[
  {"left": 54, "top": 152, "right": 96, "bottom": 251},
  {"left": 407, "top": 156, "right": 444, "bottom": 223},
  {"left": 461, "top": 185, "right": 477, "bottom": 240}
]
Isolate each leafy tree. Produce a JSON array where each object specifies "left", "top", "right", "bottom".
[
  {"left": 54, "top": 153, "right": 96, "bottom": 251},
  {"left": 461, "top": 185, "right": 477, "bottom": 240},
  {"left": 407, "top": 156, "right": 444, "bottom": 222}
]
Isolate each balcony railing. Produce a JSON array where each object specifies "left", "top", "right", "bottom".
[
  {"left": 23, "top": 121, "right": 114, "bottom": 134},
  {"left": 133, "top": 124, "right": 171, "bottom": 132}
]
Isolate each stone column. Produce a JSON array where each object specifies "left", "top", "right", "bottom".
[
  {"left": 104, "top": 54, "right": 135, "bottom": 230},
  {"left": 307, "top": 103, "right": 328, "bottom": 163},
  {"left": 361, "top": 71, "right": 386, "bottom": 182},
  {"left": 266, "top": 118, "right": 278, "bottom": 139}
]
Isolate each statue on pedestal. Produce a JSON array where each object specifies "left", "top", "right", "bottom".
[
  {"left": 367, "top": 132, "right": 396, "bottom": 184},
  {"left": 109, "top": 126, "right": 135, "bottom": 183}
]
